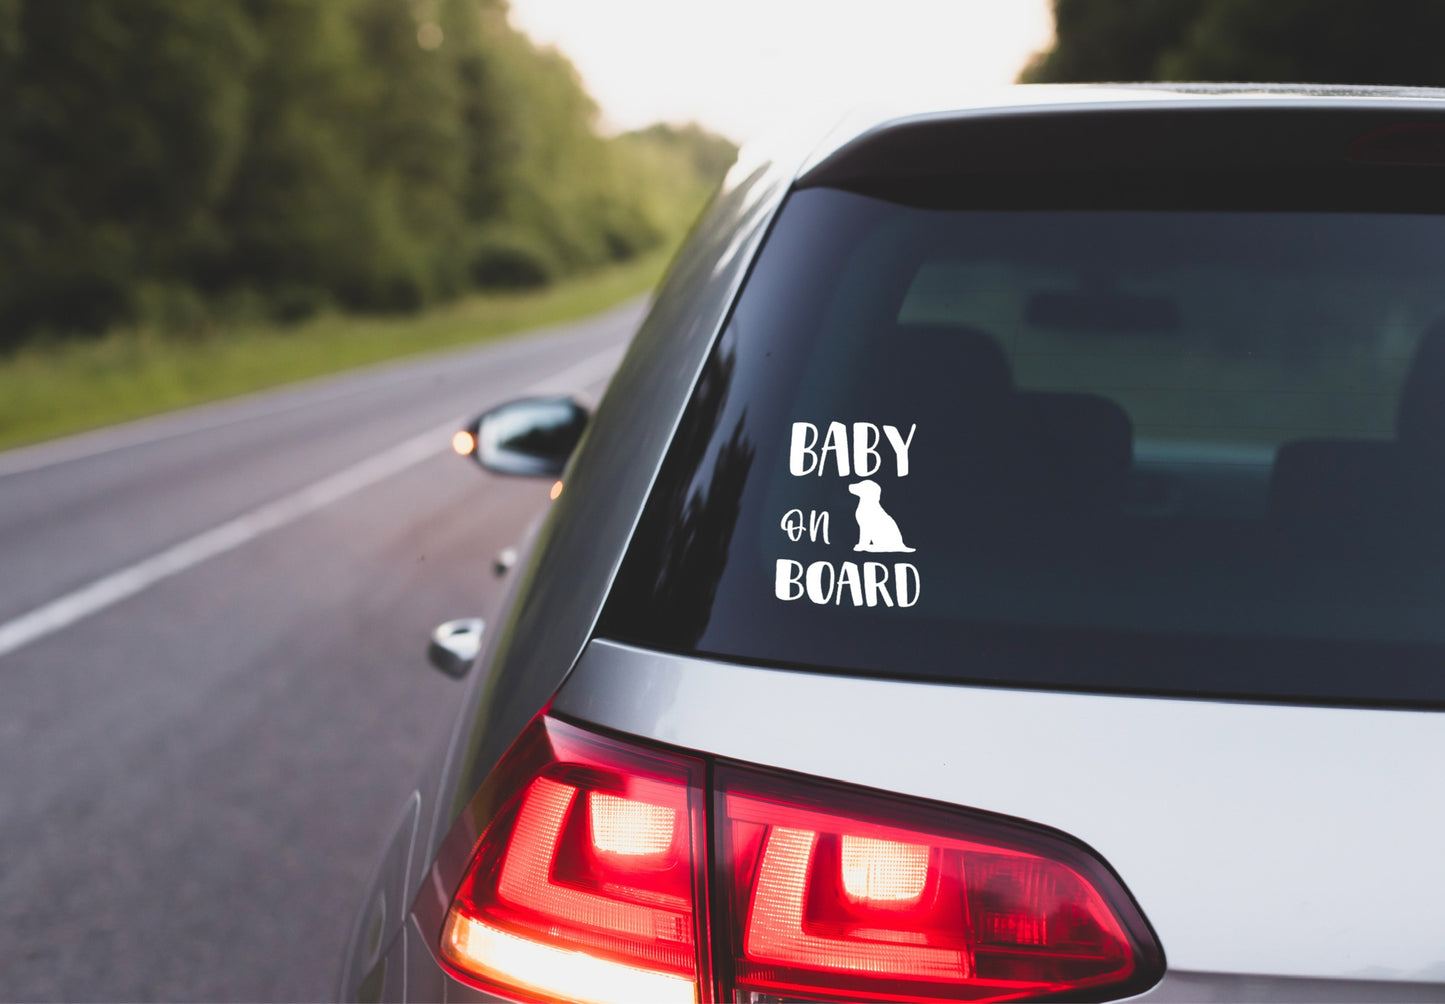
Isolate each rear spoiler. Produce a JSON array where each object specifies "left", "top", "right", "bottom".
[{"left": 798, "top": 100, "right": 1445, "bottom": 211}]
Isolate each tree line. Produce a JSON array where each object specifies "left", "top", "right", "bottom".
[
  {"left": 0, "top": 0, "right": 735, "bottom": 347},
  {"left": 1024, "top": 0, "right": 1445, "bottom": 88}
]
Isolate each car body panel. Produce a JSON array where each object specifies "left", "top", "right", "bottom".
[
  {"left": 1133, "top": 970, "right": 1445, "bottom": 1003},
  {"left": 337, "top": 791, "right": 418, "bottom": 1002},
  {"left": 796, "top": 82, "right": 1445, "bottom": 183},
  {"left": 387, "top": 154, "right": 798, "bottom": 962},
  {"left": 555, "top": 640, "right": 1445, "bottom": 987},
  {"left": 336, "top": 153, "right": 798, "bottom": 1000}
]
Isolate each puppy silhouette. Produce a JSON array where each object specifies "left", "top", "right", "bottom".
[{"left": 849, "top": 479, "right": 914, "bottom": 553}]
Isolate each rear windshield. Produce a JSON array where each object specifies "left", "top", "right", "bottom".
[{"left": 600, "top": 185, "right": 1445, "bottom": 706}]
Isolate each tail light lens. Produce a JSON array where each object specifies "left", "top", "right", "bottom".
[
  {"left": 439, "top": 717, "right": 709, "bottom": 1004},
  {"left": 718, "top": 767, "right": 1160, "bottom": 1002},
  {"left": 435, "top": 716, "right": 1161, "bottom": 1004}
]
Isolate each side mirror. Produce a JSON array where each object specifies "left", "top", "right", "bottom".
[
  {"left": 459, "top": 397, "right": 589, "bottom": 477},
  {"left": 427, "top": 618, "right": 484, "bottom": 678}
]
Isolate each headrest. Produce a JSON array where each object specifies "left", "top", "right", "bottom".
[{"left": 1397, "top": 318, "right": 1445, "bottom": 452}]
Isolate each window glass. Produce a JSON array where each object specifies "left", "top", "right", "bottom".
[{"left": 601, "top": 187, "right": 1445, "bottom": 706}]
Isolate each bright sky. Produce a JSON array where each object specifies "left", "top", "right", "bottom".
[{"left": 506, "top": 1, "right": 1056, "bottom": 144}]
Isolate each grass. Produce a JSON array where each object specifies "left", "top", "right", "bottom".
[{"left": 0, "top": 248, "right": 672, "bottom": 452}]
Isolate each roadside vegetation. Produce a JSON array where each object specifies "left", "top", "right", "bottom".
[
  {"left": 0, "top": 249, "right": 674, "bottom": 451},
  {"left": 0, "top": 0, "right": 733, "bottom": 447},
  {"left": 1023, "top": 0, "right": 1445, "bottom": 85}
]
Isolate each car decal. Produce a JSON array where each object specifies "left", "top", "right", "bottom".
[{"left": 775, "top": 421, "right": 920, "bottom": 608}]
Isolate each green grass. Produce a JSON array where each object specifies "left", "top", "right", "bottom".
[{"left": 0, "top": 248, "right": 671, "bottom": 452}]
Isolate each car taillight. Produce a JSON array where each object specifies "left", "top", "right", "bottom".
[
  {"left": 437, "top": 717, "right": 1161, "bottom": 1004},
  {"left": 439, "top": 716, "right": 709, "bottom": 1004},
  {"left": 717, "top": 767, "right": 1160, "bottom": 1002}
]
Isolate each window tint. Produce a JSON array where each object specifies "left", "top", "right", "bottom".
[{"left": 601, "top": 187, "right": 1445, "bottom": 706}]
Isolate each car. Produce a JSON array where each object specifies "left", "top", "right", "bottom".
[{"left": 338, "top": 84, "right": 1445, "bottom": 1003}]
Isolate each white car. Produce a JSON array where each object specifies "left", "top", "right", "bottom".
[{"left": 341, "top": 84, "right": 1445, "bottom": 1003}]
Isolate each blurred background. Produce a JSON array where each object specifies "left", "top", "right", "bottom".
[
  {"left": 4, "top": 0, "right": 1445, "bottom": 1000},
  {"left": 8, "top": 0, "right": 1445, "bottom": 446}
]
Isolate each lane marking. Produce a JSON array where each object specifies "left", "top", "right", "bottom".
[{"left": 0, "top": 345, "right": 624, "bottom": 660}]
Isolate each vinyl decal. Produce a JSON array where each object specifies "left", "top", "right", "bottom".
[
  {"left": 775, "top": 422, "right": 920, "bottom": 608},
  {"left": 848, "top": 479, "right": 914, "bottom": 553}
]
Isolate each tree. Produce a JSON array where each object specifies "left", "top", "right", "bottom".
[
  {"left": 1023, "top": 0, "right": 1445, "bottom": 88},
  {"left": 0, "top": 0, "right": 258, "bottom": 339},
  {"left": 0, "top": 0, "right": 735, "bottom": 345}
]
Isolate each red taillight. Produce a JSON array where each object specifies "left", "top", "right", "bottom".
[
  {"left": 718, "top": 767, "right": 1158, "bottom": 1002},
  {"left": 436, "top": 717, "right": 1161, "bottom": 1004},
  {"left": 439, "top": 717, "right": 709, "bottom": 1004}
]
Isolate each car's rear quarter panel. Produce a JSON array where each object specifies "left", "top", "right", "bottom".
[
  {"left": 402, "top": 154, "right": 796, "bottom": 954},
  {"left": 555, "top": 641, "right": 1445, "bottom": 999}
]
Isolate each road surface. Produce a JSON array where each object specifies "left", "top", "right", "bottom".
[{"left": 0, "top": 300, "right": 644, "bottom": 1001}]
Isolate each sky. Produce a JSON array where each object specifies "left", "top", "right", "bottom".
[{"left": 506, "top": 1, "right": 1056, "bottom": 144}]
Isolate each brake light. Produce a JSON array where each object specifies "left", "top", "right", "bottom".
[
  {"left": 439, "top": 717, "right": 709, "bottom": 1004},
  {"left": 435, "top": 717, "right": 1161, "bottom": 1003},
  {"left": 719, "top": 767, "right": 1159, "bottom": 1002}
]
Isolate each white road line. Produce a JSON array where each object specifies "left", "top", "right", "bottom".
[{"left": 0, "top": 344, "right": 625, "bottom": 660}]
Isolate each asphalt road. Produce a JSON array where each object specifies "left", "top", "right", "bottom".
[{"left": 0, "top": 300, "right": 644, "bottom": 1002}]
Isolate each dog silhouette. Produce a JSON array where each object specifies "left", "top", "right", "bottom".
[{"left": 848, "top": 479, "right": 914, "bottom": 553}]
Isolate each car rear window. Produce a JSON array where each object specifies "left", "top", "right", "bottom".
[{"left": 600, "top": 183, "right": 1445, "bottom": 706}]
